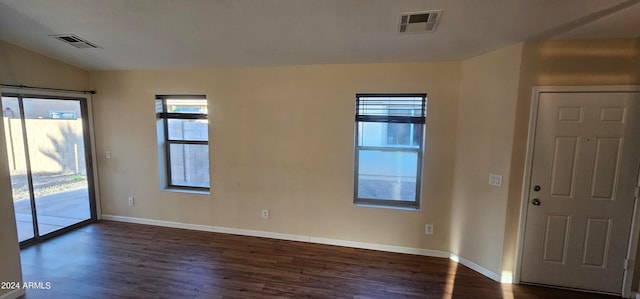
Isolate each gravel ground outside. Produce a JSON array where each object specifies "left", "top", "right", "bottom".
[
  {"left": 358, "top": 178, "right": 416, "bottom": 201},
  {"left": 9, "top": 171, "right": 88, "bottom": 202}
]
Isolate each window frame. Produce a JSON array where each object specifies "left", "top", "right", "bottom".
[
  {"left": 353, "top": 93, "right": 426, "bottom": 209},
  {"left": 156, "top": 95, "right": 209, "bottom": 191}
]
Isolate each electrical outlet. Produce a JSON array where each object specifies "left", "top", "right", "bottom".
[
  {"left": 425, "top": 224, "right": 434, "bottom": 235},
  {"left": 261, "top": 209, "right": 269, "bottom": 219},
  {"left": 128, "top": 197, "right": 134, "bottom": 206},
  {"left": 106, "top": 151, "right": 111, "bottom": 159},
  {"left": 489, "top": 174, "right": 503, "bottom": 187}
]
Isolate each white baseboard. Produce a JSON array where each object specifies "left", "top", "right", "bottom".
[
  {"left": 0, "top": 288, "right": 25, "bottom": 299},
  {"left": 100, "top": 215, "right": 310, "bottom": 242},
  {"left": 101, "top": 214, "right": 449, "bottom": 259},
  {"left": 449, "top": 253, "right": 502, "bottom": 283},
  {"left": 310, "top": 236, "right": 449, "bottom": 258}
]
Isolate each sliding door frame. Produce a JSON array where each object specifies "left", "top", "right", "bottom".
[{"left": 2, "top": 87, "right": 101, "bottom": 247}]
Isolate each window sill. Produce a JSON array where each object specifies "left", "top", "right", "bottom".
[
  {"left": 162, "top": 188, "right": 210, "bottom": 195},
  {"left": 354, "top": 202, "right": 420, "bottom": 211}
]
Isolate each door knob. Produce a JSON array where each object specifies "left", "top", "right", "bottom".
[
  {"left": 533, "top": 185, "right": 541, "bottom": 192},
  {"left": 532, "top": 198, "right": 541, "bottom": 206}
]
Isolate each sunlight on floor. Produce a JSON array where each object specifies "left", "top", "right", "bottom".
[
  {"left": 501, "top": 270, "right": 515, "bottom": 298},
  {"left": 444, "top": 256, "right": 516, "bottom": 299},
  {"left": 441, "top": 258, "right": 458, "bottom": 299},
  {"left": 501, "top": 283, "right": 515, "bottom": 299}
]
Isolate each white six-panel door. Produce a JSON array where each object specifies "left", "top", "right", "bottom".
[{"left": 520, "top": 90, "right": 640, "bottom": 294}]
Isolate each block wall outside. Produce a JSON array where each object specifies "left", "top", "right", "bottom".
[
  {"left": 3, "top": 118, "right": 86, "bottom": 175},
  {"left": 167, "top": 119, "right": 209, "bottom": 187}
]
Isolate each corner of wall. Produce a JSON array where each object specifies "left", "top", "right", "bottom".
[{"left": 450, "top": 42, "right": 524, "bottom": 277}]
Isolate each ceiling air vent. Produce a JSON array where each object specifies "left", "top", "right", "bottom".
[
  {"left": 399, "top": 10, "right": 442, "bottom": 33},
  {"left": 50, "top": 34, "right": 102, "bottom": 49}
]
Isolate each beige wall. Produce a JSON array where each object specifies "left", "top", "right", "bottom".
[
  {"left": 0, "top": 40, "right": 89, "bottom": 299},
  {"left": 502, "top": 38, "right": 640, "bottom": 279},
  {"left": 90, "top": 62, "right": 461, "bottom": 251},
  {"left": 0, "top": 40, "right": 89, "bottom": 89},
  {"left": 451, "top": 43, "right": 523, "bottom": 276}
]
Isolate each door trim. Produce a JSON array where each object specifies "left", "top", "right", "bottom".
[{"left": 515, "top": 85, "right": 640, "bottom": 297}]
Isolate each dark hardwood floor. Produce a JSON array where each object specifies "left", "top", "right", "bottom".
[{"left": 19, "top": 220, "right": 618, "bottom": 298}]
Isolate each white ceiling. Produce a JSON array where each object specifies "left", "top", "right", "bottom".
[{"left": 0, "top": 0, "right": 639, "bottom": 71}]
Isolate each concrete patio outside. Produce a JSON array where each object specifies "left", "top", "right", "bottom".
[{"left": 13, "top": 187, "right": 91, "bottom": 242}]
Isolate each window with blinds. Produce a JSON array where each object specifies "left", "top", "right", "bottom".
[{"left": 354, "top": 94, "right": 426, "bottom": 209}]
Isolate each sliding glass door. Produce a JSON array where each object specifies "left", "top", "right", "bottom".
[{"left": 2, "top": 94, "right": 95, "bottom": 245}]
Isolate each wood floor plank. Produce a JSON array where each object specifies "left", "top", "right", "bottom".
[{"left": 18, "top": 220, "right": 618, "bottom": 298}]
